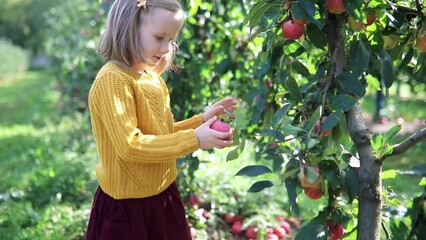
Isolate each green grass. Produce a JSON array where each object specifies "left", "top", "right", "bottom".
[
  {"left": 0, "top": 71, "right": 61, "bottom": 192},
  {"left": 0, "top": 71, "right": 61, "bottom": 126},
  {"left": 0, "top": 71, "right": 97, "bottom": 239}
]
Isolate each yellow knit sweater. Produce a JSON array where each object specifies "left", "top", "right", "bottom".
[{"left": 88, "top": 62, "right": 203, "bottom": 199}]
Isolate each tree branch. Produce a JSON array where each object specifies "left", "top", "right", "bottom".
[{"left": 382, "top": 127, "right": 426, "bottom": 161}]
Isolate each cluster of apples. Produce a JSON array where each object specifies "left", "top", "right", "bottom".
[
  {"left": 298, "top": 164, "right": 345, "bottom": 239},
  {"left": 225, "top": 213, "right": 293, "bottom": 239},
  {"left": 330, "top": 0, "right": 426, "bottom": 52},
  {"left": 282, "top": 0, "right": 426, "bottom": 52}
]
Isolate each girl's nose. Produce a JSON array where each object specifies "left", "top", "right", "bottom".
[{"left": 161, "top": 42, "right": 170, "bottom": 54}]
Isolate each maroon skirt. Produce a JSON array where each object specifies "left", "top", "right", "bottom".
[{"left": 86, "top": 182, "right": 191, "bottom": 240}]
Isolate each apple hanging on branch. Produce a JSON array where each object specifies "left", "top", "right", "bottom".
[
  {"left": 327, "top": 221, "right": 345, "bottom": 240},
  {"left": 298, "top": 165, "right": 324, "bottom": 200},
  {"left": 326, "top": 0, "right": 345, "bottom": 14},
  {"left": 282, "top": 19, "right": 305, "bottom": 40},
  {"left": 416, "top": 33, "right": 426, "bottom": 52}
]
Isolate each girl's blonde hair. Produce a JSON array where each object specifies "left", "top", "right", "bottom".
[{"left": 97, "top": 0, "right": 183, "bottom": 73}]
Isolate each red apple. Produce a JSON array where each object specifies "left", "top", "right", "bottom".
[
  {"left": 328, "top": 223, "right": 345, "bottom": 240},
  {"left": 280, "top": 220, "right": 292, "bottom": 233},
  {"left": 231, "top": 221, "right": 243, "bottom": 235},
  {"left": 225, "top": 213, "right": 235, "bottom": 224},
  {"left": 292, "top": 15, "right": 307, "bottom": 25},
  {"left": 304, "top": 187, "right": 323, "bottom": 200},
  {"left": 366, "top": 12, "right": 376, "bottom": 25},
  {"left": 326, "top": 0, "right": 345, "bottom": 14},
  {"left": 210, "top": 119, "right": 232, "bottom": 141},
  {"left": 415, "top": 33, "right": 426, "bottom": 52},
  {"left": 314, "top": 116, "right": 332, "bottom": 137},
  {"left": 282, "top": 20, "right": 304, "bottom": 40},
  {"left": 266, "top": 233, "right": 280, "bottom": 240},
  {"left": 273, "top": 226, "right": 287, "bottom": 238},
  {"left": 245, "top": 226, "right": 259, "bottom": 239}
]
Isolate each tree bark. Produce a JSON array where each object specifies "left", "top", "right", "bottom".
[
  {"left": 326, "top": 13, "right": 382, "bottom": 240},
  {"left": 346, "top": 106, "right": 382, "bottom": 240}
]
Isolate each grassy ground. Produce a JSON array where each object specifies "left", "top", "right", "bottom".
[
  {"left": 0, "top": 71, "right": 95, "bottom": 239},
  {"left": 0, "top": 71, "right": 60, "bottom": 191}
]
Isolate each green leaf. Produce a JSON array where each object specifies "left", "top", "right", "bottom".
[
  {"left": 331, "top": 94, "right": 357, "bottom": 112},
  {"left": 292, "top": 61, "right": 310, "bottom": 76},
  {"left": 322, "top": 110, "right": 343, "bottom": 131},
  {"left": 389, "top": 217, "right": 410, "bottom": 240},
  {"left": 378, "top": 50, "right": 395, "bottom": 88},
  {"left": 226, "top": 138, "right": 246, "bottom": 161},
  {"left": 336, "top": 72, "right": 366, "bottom": 99},
  {"left": 350, "top": 40, "right": 370, "bottom": 77},
  {"left": 381, "top": 145, "right": 394, "bottom": 157},
  {"left": 244, "top": 0, "right": 273, "bottom": 29},
  {"left": 382, "top": 169, "right": 397, "bottom": 179},
  {"left": 286, "top": 76, "right": 302, "bottom": 101},
  {"left": 371, "top": 133, "right": 383, "bottom": 150},
  {"left": 306, "top": 24, "right": 327, "bottom": 49},
  {"left": 272, "top": 103, "right": 291, "bottom": 126},
  {"left": 344, "top": 169, "right": 358, "bottom": 203},
  {"left": 419, "top": 177, "right": 426, "bottom": 186},
  {"left": 280, "top": 167, "right": 300, "bottom": 182},
  {"left": 215, "top": 58, "right": 231, "bottom": 74},
  {"left": 235, "top": 165, "right": 272, "bottom": 177},
  {"left": 383, "top": 124, "right": 401, "bottom": 144},
  {"left": 263, "top": 129, "right": 285, "bottom": 142},
  {"left": 247, "top": 180, "right": 274, "bottom": 193},
  {"left": 285, "top": 177, "right": 300, "bottom": 216},
  {"left": 305, "top": 107, "right": 321, "bottom": 137},
  {"left": 319, "top": 160, "right": 341, "bottom": 189},
  {"left": 297, "top": 0, "right": 325, "bottom": 28},
  {"left": 283, "top": 123, "right": 306, "bottom": 136},
  {"left": 304, "top": 165, "right": 320, "bottom": 183},
  {"left": 398, "top": 47, "right": 414, "bottom": 69},
  {"left": 345, "top": 0, "right": 363, "bottom": 20},
  {"left": 295, "top": 221, "right": 327, "bottom": 240}
]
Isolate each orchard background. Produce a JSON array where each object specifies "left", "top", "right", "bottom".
[{"left": 0, "top": 0, "right": 425, "bottom": 239}]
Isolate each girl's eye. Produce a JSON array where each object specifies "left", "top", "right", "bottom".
[{"left": 156, "top": 36, "right": 163, "bottom": 40}]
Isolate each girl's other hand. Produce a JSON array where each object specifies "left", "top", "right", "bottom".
[
  {"left": 202, "top": 97, "right": 237, "bottom": 123},
  {"left": 195, "top": 116, "right": 233, "bottom": 149}
]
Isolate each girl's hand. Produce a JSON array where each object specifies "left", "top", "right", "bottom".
[
  {"left": 195, "top": 116, "right": 233, "bottom": 149},
  {"left": 202, "top": 97, "right": 237, "bottom": 123}
]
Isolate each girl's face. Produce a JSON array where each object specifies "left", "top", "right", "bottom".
[{"left": 137, "top": 8, "right": 184, "bottom": 69}]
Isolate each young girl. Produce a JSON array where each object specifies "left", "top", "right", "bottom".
[{"left": 85, "top": 0, "right": 237, "bottom": 239}]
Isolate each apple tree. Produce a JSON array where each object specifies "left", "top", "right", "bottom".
[{"left": 228, "top": 0, "right": 426, "bottom": 239}]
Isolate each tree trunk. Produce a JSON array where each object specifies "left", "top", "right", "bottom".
[
  {"left": 326, "top": 13, "right": 382, "bottom": 240},
  {"left": 347, "top": 105, "right": 382, "bottom": 240}
]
